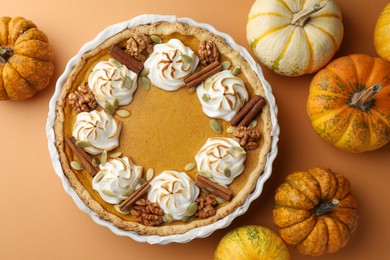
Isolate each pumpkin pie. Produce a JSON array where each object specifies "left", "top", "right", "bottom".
[{"left": 52, "top": 17, "right": 275, "bottom": 239}]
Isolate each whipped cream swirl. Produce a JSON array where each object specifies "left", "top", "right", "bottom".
[
  {"left": 72, "top": 109, "right": 122, "bottom": 155},
  {"left": 196, "top": 70, "right": 248, "bottom": 121},
  {"left": 195, "top": 137, "right": 246, "bottom": 185},
  {"left": 92, "top": 157, "right": 142, "bottom": 204},
  {"left": 88, "top": 59, "right": 138, "bottom": 107},
  {"left": 144, "top": 39, "right": 199, "bottom": 91},
  {"left": 147, "top": 170, "right": 200, "bottom": 220}
]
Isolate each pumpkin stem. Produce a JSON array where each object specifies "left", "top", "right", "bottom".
[
  {"left": 349, "top": 83, "right": 382, "bottom": 112},
  {"left": 291, "top": 1, "right": 327, "bottom": 27},
  {"left": 315, "top": 199, "right": 339, "bottom": 216},
  {"left": 0, "top": 46, "right": 14, "bottom": 64}
]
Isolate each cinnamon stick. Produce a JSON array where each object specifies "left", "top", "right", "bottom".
[
  {"left": 238, "top": 98, "right": 266, "bottom": 127},
  {"left": 184, "top": 61, "right": 222, "bottom": 88},
  {"left": 195, "top": 175, "right": 232, "bottom": 201},
  {"left": 109, "top": 45, "right": 143, "bottom": 74},
  {"left": 119, "top": 182, "right": 151, "bottom": 212},
  {"left": 65, "top": 136, "right": 99, "bottom": 177}
]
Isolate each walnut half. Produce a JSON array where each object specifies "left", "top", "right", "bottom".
[{"left": 233, "top": 126, "right": 261, "bottom": 150}]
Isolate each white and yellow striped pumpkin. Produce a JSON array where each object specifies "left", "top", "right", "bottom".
[{"left": 246, "top": 0, "right": 343, "bottom": 76}]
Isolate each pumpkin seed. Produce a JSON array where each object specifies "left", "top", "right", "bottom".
[
  {"left": 123, "top": 76, "right": 133, "bottom": 89},
  {"left": 114, "top": 204, "right": 130, "bottom": 215},
  {"left": 204, "top": 77, "right": 213, "bottom": 90},
  {"left": 221, "top": 60, "right": 231, "bottom": 70},
  {"left": 181, "top": 214, "right": 195, "bottom": 223},
  {"left": 92, "top": 157, "right": 100, "bottom": 167},
  {"left": 201, "top": 188, "right": 211, "bottom": 195},
  {"left": 101, "top": 150, "right": 107, "bottom": 166},
  {"left": 123, "top": 186, "right": 135, "bottom": 196},
  {"left": 104, "top": 102, "right": 116, "bottom": 115},
  {"left": 184, "top": 162, "right": 196, "bottom": 171},
  {"left": 226, "top": 126, "right": 236, "bottom": 134},
  {"left": 216, "top": 197, "right": 226, "bottom": 204},
  {"left": 137, "top": 177, "right": 146, "bottom": 185},
  {"left": 186, "top": 202, "right": 198, "bottom": 216},
  {"left": 223, "top": 168, "right": 232, "bottom": 178},
  {"left": 139, "top": 68, "right": 150, "bottom": 77},
  {"left": 181, "top": 54, "right": 193, "bottom": 64},
  {"left": 198, "top": 171, "right": 212, "bottom": 178},
  {"left": 202, "top": 93, "right": 210, "bottom": 102},
  {"left": 70, "top": 161, "right": 83, "bottom": 171},
  {"left": 75, "top": 140, "right": 91, "bottom": 148},
  {"left": 116, "top": 109, "right": 131, "bottom": 118},
  {"left": 110, "top": 151, "right": 122, "bottom": 158},
  {"left": 188, "top": 86, "right": 197, "bottom": 93},
  {"left": 110, "top": 58, "right": 123, "bottom": 68},
  {"left": 141, "top": 76, "right": 150, "bottom": 91},
  {"left": 210, "top": 119, "right": 222, "bottom": 133},
  {"left": 102, "top": 189, "right": 116, "bottom": 197},
  {"left": 146, "top": 168, "right": 154, "bottom": 181},
  {"left": 163, "top": 213, "right": 174, "bottom": 223},
  {"left": 151, "top": 35, "right": 162, "bottom": 44},
  {"left": 113, "top": 98, "right": 119, "bottom": 109},
  {"left": 231, "top": 146, "right": 246, "bottom": 155},
  {"left": 94, "top": 172, "right": 104, "bottom": 182},
  {"left": 94, "top": 93, "right": 106, "bottom": 103},
  {"left": 249, "top": 119, "right": 258, "bottom": 128},
  {"left": 232, "top": 66, "right": 241, "bottom": 76}
]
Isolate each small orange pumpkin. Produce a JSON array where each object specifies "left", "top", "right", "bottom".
[
  {"left": 307, "top": 54, "right": 390, "bottom": 152},
  {"left": 273, "top": 167, "right": 358, "bottom": 256},
  {"left": 0, "top": 16, "right": 54, "bottom": 101}
]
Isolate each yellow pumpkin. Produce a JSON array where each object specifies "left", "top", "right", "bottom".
[
  {"left": 0, "top": 16, "right": 54, "bottom": 101},
  {"left": 273, "top": 167, "right": 358, "bottom": 256},
  {"left": 307, "top": 54, "right": 390, "bottom": 153},
  {"left": 246, "top": 0, "right": 343, "bottom": 76},
  {"left": 374, "top": 3, "right": 390, "bottom": 62},
  {"left": 214, "top": 225, "right": 290, "bottom": 260}
]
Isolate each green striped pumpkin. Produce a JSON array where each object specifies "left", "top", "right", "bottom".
[{"left": 246, "top": 0, "right": 343, "bottom": 76}]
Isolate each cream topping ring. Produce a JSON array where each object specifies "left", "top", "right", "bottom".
[{"left": 47, "top": 14, "right": 279, "bottom": 244}]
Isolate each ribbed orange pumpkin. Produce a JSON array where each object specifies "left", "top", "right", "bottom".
[
  {"left": 273, "top": 167, "right": 358, "bottom": 256},
  {"left": 307, "top": 54, "right": 390, "bottom": 152},
  {"left": 0, "top": 16, "right": 54, "bottom": 101}
]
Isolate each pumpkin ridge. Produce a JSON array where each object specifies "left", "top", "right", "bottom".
[
  {"left": 313, "top": 13, "right": 342, "bottom": 20},
  {"left": 5, "top": 59, "right": 35, "bottom": 88},
  {"left": 276, "top": 0, "right": 292, "bottom": 13},
  {"left": 370, "top": 108, "right": 390, "bottom": 129},
  {"left": 302, "top": 28, "right": 314, "bottom": 74},
  {"left": 272, "top": 27, "right": 297, "bottom": 72},
  {"left": 248, "top": 12, "right": 285, "bottom": 22},
  {"left": 306, "top": 23, "right": 337, "bottom": 53},
  {"left": 284, "top": 181, "right": 316, "bottom": 209},
  {"left": 311, "top": 105, "right": 349, "bottom": 123},
  {"left": 325, "top": 66, "right": 354, "bottom": 93},
  {"left": 350, "top": 55, "right": 376, "bottom": 88},
  {"left": 250, "top": 24, "right": 290, "bottom": 50},
  {"left": 285, "top": 178, "right": 318, "bottom": 207}
]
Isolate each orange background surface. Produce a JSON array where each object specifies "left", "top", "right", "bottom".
[{"left": 0, "top": 0, "right": 389, "bottom": 259}]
